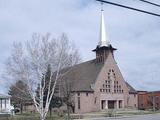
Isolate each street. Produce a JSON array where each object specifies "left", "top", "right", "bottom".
[{"left": 84, "top": 114, "right": 160, "bottom": 120}]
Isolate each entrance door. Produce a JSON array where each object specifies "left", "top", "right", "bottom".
[
  {"left": 108, "top": 100, "right": 115, "bottom": 109},
  {"left": 119, "top": 100, "right": 122, "bottom": 108},
  {"left": 101, "top": 100, "right": 106, "bottom": 110}
]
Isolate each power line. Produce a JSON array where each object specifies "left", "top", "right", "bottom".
[
  {"left": 96, "top": 0, "right": 160, "bottom": 17},
  {"left": 138, "top": 0, "right": 160, "bottom": 7}
]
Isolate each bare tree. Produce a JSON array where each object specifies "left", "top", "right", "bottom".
[
  {"left": 5, "top": 33, "right": 80, "bottom": 120},
  {"left": 61, "top": 77, "right": 75, "bottom": 120}
]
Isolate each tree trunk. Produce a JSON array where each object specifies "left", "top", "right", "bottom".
[
  {"left": 71, "top": 105, "right": 75, "bottom": 113},
  {"left": 49, "top": 106, "right": 52, "bottom": 118},
  {"left": 20, "top": 103, "right": 23, "bottom": 114},
  {"left": 40, "top": 115, "right": 45, "bottom": 120},
  {"left": 67, "top": 104, "right": 70, "bottom": 120}
]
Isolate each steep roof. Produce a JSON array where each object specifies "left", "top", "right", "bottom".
[
  {"left": 62, "top": 59, "right": 136, "bottom": 94},
  {"left": 125, "top": 82, "right": 137, "bottom": 94},
  {"left": 62, "top": 59, "right": 103, "bottom": 92}
]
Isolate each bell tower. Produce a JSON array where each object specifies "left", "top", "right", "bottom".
[{"left": 93, "top": 3, "right": 116, "bottom": 63}]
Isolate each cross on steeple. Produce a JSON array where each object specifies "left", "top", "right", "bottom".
[
  {"left": 101, "top": 2, "right": 103, "bottom": 11},
  {"left": 98, "top": 2, "right": 110, "bottom": 47},
  {"left": 93, "top": 4, "right": 116, "bottom": 63}
]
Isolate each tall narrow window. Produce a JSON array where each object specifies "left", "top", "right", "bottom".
[
  {"left": 94, "top": 97, "right": 97, "bottom": 104},
  {"left": 100, "top": 89, "right": 102, "bottom": 92},
  {"left": 78, "top": 97, "right": 80, "bottom": 109},
  {"left": 86, "top": 93, "right": 88, "bottom": 96},
  {"left": 134, "top": 104, "right": 136, "bottom": 107}
]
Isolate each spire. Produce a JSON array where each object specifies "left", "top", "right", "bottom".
[
  {"left": 98, "top": 3, "right": 110, "bottom": 47},
  {"left": 93, "top": 3, "right": 116, "bottom": 63}
]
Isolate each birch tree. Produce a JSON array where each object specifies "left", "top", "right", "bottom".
[{"left": 5, "top": 33, "right": 80, "bottom": 120}]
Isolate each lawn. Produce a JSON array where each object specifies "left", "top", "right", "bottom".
[
  {"left": 1, "top": 110, "right": 159, "bottom": 120},
  {"left": 0, "top": 113, "right": 69, "bottom": 120}
]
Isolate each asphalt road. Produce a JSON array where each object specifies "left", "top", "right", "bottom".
[{"left": 86, "top": 114, "right": 160, "bottom": 120}]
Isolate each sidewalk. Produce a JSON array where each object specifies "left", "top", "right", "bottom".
[
  {"left": 74, "top": 116, "right": 132, "bottom": 120},
  {"left": 74, "top": 113, "right": 160, "bottom": 120},
  {"left": 72, "top": 109, "right": 160, "bottom": 120}
]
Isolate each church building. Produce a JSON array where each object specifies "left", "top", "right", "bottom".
[{"left": 61, "top": 8, "right": 138, "bottom": 113}]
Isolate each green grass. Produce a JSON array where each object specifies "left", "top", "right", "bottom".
[
  {"left": 0, "top": 112, "right": 85, "bottom": 120},
  {"left": 0, "top": 113, "right": 69, "bottom": 120},
  {"left": 1, "top": 110, "right": 160, "bottom": 120}
]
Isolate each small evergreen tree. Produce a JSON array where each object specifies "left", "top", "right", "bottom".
[{"left": 8, "top": 80, "right": 31, "bottom": 113}]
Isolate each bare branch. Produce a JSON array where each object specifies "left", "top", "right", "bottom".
[{"left": 5, "top": 33, "right": 80, "bottom": 120}]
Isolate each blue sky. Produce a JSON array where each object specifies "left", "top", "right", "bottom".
[{"left": 1, "top": 0, "right": 160, "bottom": 93}]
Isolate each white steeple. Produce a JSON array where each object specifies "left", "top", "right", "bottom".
[{"left": 98, "top": 3, "right": 110, "bottom": 47}]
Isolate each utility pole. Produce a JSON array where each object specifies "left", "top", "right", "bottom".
[
  {"left": 152, "top": 92, "right": 156, "bottom": 111},
  {"left": 151, "top": 72, "right": 156, "bottom": 111}
]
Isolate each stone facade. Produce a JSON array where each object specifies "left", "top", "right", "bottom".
[
  {"left": 72, "top": 50, "right": 138, "bottom": 113},
  {"left": 74, "top": 92, "right": 95, "bottom": 113},
  {"left": 128, "top": 94, "right": 138, "bottom": 109}
]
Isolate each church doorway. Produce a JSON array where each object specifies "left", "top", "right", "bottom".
[
  {"left": 108, "top": 100, "right": 115, "bottom": 109},
  {"left": 119, "top": 100, "right": 122, "bottom": 108},
  {"left": 101, "top": 100, "right": 106, "bottom": 110}
]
